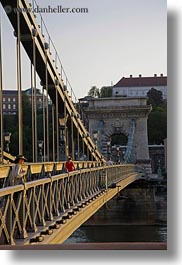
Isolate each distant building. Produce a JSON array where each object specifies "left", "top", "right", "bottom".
[
  {"left": 2, "top": 90, "right": 18, "bottom": 115},
  {"left": 78, "top": 96, "right": 94, "bottom": 108},
  {"left": 2, "top": 88, "right": 46, "bottom": 115},
  {"left": 112, "top": 74, "right": 167, "bottom": 99},
  {"left": 23, "top": 88, "right": 44, "bottom": 109}
]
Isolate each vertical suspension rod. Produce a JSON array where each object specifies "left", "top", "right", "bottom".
[
  {"left": 77, "top": 129, "right": 80, "bottom": 161},
  {"left": 56, "top": 88, "right": 59, "bottom": 161},
  {"left": 64, "top": 88, "right": 67, "bottom": 158},
  {"left": 17, "top": 1, "right": 23, "bottom": 155},
  {"left": 45, "top": 49, "right": 49, "bottom": 161},
  {"left": 31, "top": 62, "right": 35, "bottom": 162},
  {"left": 32, "top": 30, "right": 37, "bottom": 161},
  {"left": 71, "top": 114, "right": 74, "bottom": 160},
  {"left": 42, "top": 85, "right": 46, "bottom": 161},
  {"left": 52, "top": 103, "right": 55, "bottom": 161},
  {"left": 0, "top": 17, "right": 3, "bottom": 163}
]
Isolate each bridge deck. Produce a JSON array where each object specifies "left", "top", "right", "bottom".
[
  {"left": 0, "top": 242, "right": 167, "bottom": 250},
  {"left": 0, "top": 164, "right": 144, "bottom": 245}
]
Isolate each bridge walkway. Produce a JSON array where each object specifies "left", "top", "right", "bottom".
[{"left": 0, "top": 163, "right": 144, "bottom": 245}]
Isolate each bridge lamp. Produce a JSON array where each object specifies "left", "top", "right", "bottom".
[
  {"left": 93, "top": 130, "right": 98, "bottom": 145},
  {"left": 107, "top": 140, "right": 111, "bottom": 159},
  {"left": 38, "top": 140, "right": 43, "bottom": 162},
  {"left": 59, "top": 118, "right": 66, "bottom": 144},
  {"left": 59, "top": 125, "right": 65, "bottom": 144},
  {"left": 122, "top": 150, "right": 126, "bottom": 162},
  {"left": 116, "top": 146, "right": 120, "bottom": 162},
  {"left": 107, "top": 141, "right": 111, "bottom": 146},
  {"left": 4, "top": 132, "right": 11, "bottom": 153},
  {"left": 157, "top": 160, "right": 162, "bottom": 178}
]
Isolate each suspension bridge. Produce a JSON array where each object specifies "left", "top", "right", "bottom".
[{"left": 0, "top": 0, "right": 146, "bottom": 246}]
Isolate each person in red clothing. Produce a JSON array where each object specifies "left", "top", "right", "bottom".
[{"left": 65, "top": 156, "right": 75, "bottom": 172}]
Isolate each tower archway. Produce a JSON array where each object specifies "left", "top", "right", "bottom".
[{"left": 86, "top": 97, "right": 152, "bottom": 174}]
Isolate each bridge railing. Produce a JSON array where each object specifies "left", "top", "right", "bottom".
[
  {"left": 0, "top": 164, "right": 143, "bottom": 245},
  {"left": 0, "top": 161, "right": 103, "bottom": 188}
]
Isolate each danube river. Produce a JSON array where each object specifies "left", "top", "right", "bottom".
[
  {"left": 64, "top": 180, "right": 167, "bottom": 244},
  {"left": 64, "top": 225, "right": 167, "bottom": 243}
]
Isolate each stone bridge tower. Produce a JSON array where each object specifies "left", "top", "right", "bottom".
[{"left": 85, "top": 97, "right": 152, "bottom": 174}]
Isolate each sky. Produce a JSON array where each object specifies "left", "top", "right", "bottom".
[{"left": 0, "top": 0, "right": 167, "bottom": 99}]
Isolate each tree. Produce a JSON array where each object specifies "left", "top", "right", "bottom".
[
  {"left": 100, "top": 86, "right": 112, "bottom": 98},
  {"left": 147, "top": 88, "right": 167, "bottom": 144},
  {"left": 147, "top": 88, "right": 164, "bottom": 106},
  {"left": 147, "top": 108, "right": 167, "bottom": 144},
  {"left": 22, "top": 94, "right": 32, "bottom": 126},
  {"left": 88, "top": 86, "right": 100, "bottom": 98}
]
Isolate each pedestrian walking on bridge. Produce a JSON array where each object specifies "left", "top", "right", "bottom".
[
  {"left": 65, "top": 156, "right": 75, "bottom": 172},
  {"left": 10, "top": 155, "right": 27, "bottom": 186}
]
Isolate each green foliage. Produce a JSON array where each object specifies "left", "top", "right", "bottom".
[
  {"left": 147, "top": 88, "right": 167, "bottom": 144},
  {"left": 147, "top": 88, "right": 164, "bottom": 106},
  {"left": 100, "top": 86, "right": 112, "bottom": 98},
  {"left": 148, "top": 107, "right": 167, "bottom": 144},
  {"left": 3, "top": 94, "right": 45, "bottom": 160},
  {"left": 88, "top": 86, "right": 100, "bottom": 98},
  {"left": 88, "top": 86, "right": 112, "bottom": 98}
]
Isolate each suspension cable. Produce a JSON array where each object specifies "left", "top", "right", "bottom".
[
  {"left": 71, "top": 114, "right": 74, "bottom": 160},
  {"left": 52, "top": 103, "right": 55, "bottom": 161},
  {"left": 30, "top": 62, "right": 35, "bottom": 162},
  {"left": 55, "top": 88, "right": 59, "bottom": 161},
  {"left": 45, "top": 49, "right": 49, "bottom": 161},
  {"left": 32, "top": 30, "right": 37, "bottom": 161},
  {"left": 0, "top": 16, "right": 3, "bottom": 163},
  {"left": 17, "top": 0, "right": 23, "bottom": 155},
  {"left": 77, "top": 128, "right": 80, "bottom": 161},
  {"left": 42, "top": 85, "right": 46, "bottom": 162}
]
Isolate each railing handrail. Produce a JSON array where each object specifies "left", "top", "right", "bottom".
[
  {"left": 0, "top": 164, "right": 144, "bottom": 245},
  {"left": 0, "top": 164, "right": 141, "bottom": 194}
]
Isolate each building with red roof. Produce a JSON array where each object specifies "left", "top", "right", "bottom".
[{"left": 113, "top": 74, "right": 167, "bottom": 99}]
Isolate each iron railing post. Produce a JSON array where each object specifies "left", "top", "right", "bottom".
[
  {"left": 19, "top": 187, "right": 28, "bottom": 239},
  {"left": 6, "top": 194, "right": 15, "bottom": 245}
]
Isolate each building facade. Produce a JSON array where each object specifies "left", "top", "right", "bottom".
[
  {"left": 112, "top": 74, "right": 167, "bottom": 99},
  {"left": 2, "top": 90, "right": 18, "bottom": 115},
  {"left": 2, "top": 88, "right": 44, "bottom": 115}
]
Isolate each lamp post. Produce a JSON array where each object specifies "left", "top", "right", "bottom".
[
  {"left": 157, "top": 159, "right": 162, "bottom": 178},
  {"left": 93, "top": 130, "right": 98, "bottom": 146},
  {"left": 59, "top": 117, "right": 66, "bottom": 161},
  {"left": 116, "top": 146, "right": 120, "bottom": 163},
  {"left": 107, "top": 140, "right": 111, "bottom": 160},
  {"left": 122, "top": 150, "right": 125, "bottom": 163},
  {"left": 38, "top": 140, "right": 43, "bottom": 162},
  {"left": 4, "top": 132, "right": 11, "bottom": 153}
]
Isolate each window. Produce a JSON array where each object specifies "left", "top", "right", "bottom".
[
  {"left": 3, "top": 98, "right": 5, "bottom": 102},
  {"left": 8, "top": 104, "right": 11, "bottom": 109},
  {"left": 13, "top": 104, "right": 16, "bottom": 109},
  {"left": 13, "top": 98, "right": 16, "bottom": 102},
  {"left": 3, "top": 104, "right": 5, "bottom": 109},
  {"left": 8, "top": 98, "right": 11, "bottom": 102}
]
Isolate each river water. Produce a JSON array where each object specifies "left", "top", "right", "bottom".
[
  {"left": 64, "top": 184, "right": 167, "bottom": 244},
  {"left": 64, "top": 225, "right": 167, "bottom": 243}
]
